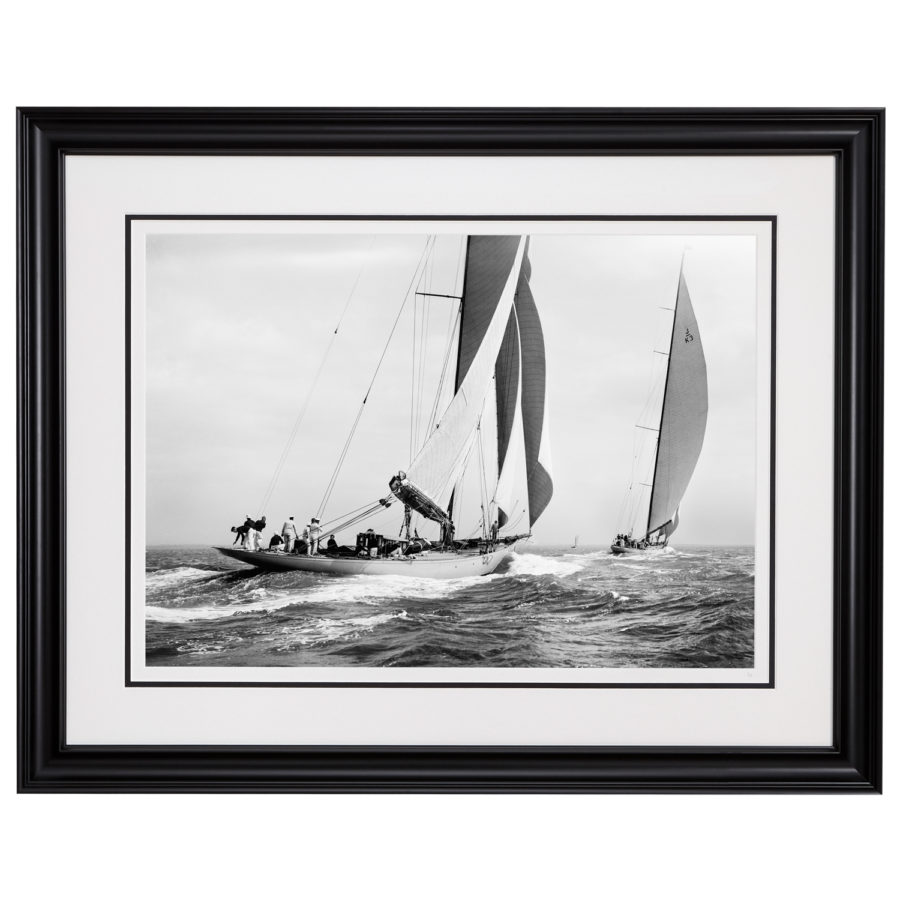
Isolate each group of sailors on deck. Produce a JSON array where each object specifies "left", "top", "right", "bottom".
[
  {"left": 612, "top": 532, "right": 649, "bottom": 551},
  {"left": 231, "top": 515, "right": 335, "bottom": 556},
  {"left": 231, "top": 514, "right": 513, "bottom": 560}
]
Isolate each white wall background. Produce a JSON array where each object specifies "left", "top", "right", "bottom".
[{"left": 1, "top": 3, "right": 893, "bottom": 899}]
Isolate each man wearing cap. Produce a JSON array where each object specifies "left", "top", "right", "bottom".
[
  {"left": 304, "top": 517, "right": 322, "bottom": 555},
  {"left": 281, "top": 516, "right": 298, "bottom": 553}
]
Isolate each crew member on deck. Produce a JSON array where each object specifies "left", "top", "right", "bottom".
[
  {"left": 281, "top": 516, "right": 298, "bottom": 553},
  {"left": 268, "top": 533, "right": 283, "bottom": 550},
  {"left": 248, "top": 515, "right": 266, "bottom": 551},
  {"left": 326, "top": 534, "right": 338, "bottom": 552},
  {"left": 440, "top": 521, "right": 455, "bottom": 547},
  {"left": 231, "top": 521, "right": 250, "bottom": 546},
  {"left": 305, "top": 517, "right": 322, "bottom": 555},
  {"left": 490, "top": 520, "right": 499, "bottom": 544}
]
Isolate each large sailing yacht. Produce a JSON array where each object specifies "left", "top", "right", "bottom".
[
  {"left": 216, "top": 235, "right": 553, "bottom": 578},
  {"left": 611, "top": 262, "right": 708, "bottom": 555}
]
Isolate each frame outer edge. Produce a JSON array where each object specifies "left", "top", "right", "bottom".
[{"left": 16, "top": 108, "right": 884, "bottom": 792}]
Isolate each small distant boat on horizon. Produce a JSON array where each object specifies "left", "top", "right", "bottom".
[
  {"left": 611, "top": 261, "right": 708, "bottom": 556},
  {"left": 571, "top": 535, "right": 579, "bottom": 549},
  {"left": 216, "top": 235, "right": 554, "bottom": 579}
]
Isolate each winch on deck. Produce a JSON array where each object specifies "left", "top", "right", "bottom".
[{"left": 388, "top": 471, "right": 451, "bottom": 527}]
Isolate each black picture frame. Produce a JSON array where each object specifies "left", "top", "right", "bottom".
[{"left": 18, "top": 108, "right": 884, "bottom": 793}]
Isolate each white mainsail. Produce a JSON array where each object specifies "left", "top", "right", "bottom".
[
  {"left": 645, "top": 270, "right": 708, "bottom": 539},
  {"left": 401, "top": 237, "right": 527, "bottom": 513},
  {"left": 493, "top": 307, "right": 531, "bottom": 533}
]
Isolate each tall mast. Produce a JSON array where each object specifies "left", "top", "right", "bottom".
[
  {"left": 645, "top": 254, "right": 684, "bottom": 541},
  {"left": 445, "top": 236, "right": 470, "bottom": 526}
]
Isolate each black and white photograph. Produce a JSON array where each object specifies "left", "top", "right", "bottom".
[{"left": 136, "top": 223, "right": 768, "bottom": 676}]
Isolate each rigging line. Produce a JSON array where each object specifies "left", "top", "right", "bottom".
[
  {"left": 409, "top": 284, "right": 418, "bottom": 464},
  {"left": 317, "top": 235, "right": 435, "bottom": 519},
  {"left": 412, "top": 272, "right": 423, "bottom": 455},
  {"left": 256, "top": 234, "right": 377, "bottom": 514},
  {"left": 412, "top": 244, "right": 427, "bottom": 455},
  {"left": 416, "top": 282, "right": 430, "bottom": 452},
  {"left": 645, "top": 261, "right": 681, "bottom": 538},
  {"left": 410, "top": 237, "right": 436, "bottom": 458},
  {"left": 476, "top": 421, "right": 491, "bottom": 538},
  {"left": 362, "top": 235, "right": 434, "bottom": 404},
  {"left": 425, "top": 304, "right": 461, "bottom": 440},
  {"left": 321, "top": 505, "right": 383, "bottom": 535},
  {"left": 424, "top": 390, "right": 487, "bottom": 505},
  {"left": 464, "top": 522, "right": 483, "bottom": 540},
  {"left": 320, "top": 502, "right": 391, "bottom": 538},
  {"left": 453, "top": 234, "right": 465, "bottom": 298},
  {"left": 317, "top": 497, "right": 386, "bottom": 529},
  {"left": 436, "top": 432, "right": 478, "bottom": 532},
  {"left": 454, "top": 470, "right": 465, "bottom": 533},
  {"left": 420, "top": 247, "right": 438, "bottom": 447},
  {"left": 317, "top": 403, "right": 366, "bottom": 520}
]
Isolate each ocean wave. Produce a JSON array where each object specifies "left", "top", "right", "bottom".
[
  {"left": 144, "top": 568, "right": 478, "bottom": 622},
  {"left": 145, "top": 566, "right": 221, "bottom": 591},
  {"left": 143, "top": 544, "right": 757, "bottom": 669},
  {"left": 273, "top": 610, "right": 409, "bottom": 649},
  {"left": 504, "top": 552, "right": 583, "bottom": 579},
  {"left": 146, "top": 604, "right": 242, "bottom": 623}
]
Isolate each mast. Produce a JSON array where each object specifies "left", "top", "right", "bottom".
[
  {"left": 446, "top": 236, "right": 470, "bottom": 529},
  {"left": 644, "top": 255, "right": 683, "bottom": 542},
  {"left": 391, "top": 236, "right": 552, "bottom": 540}
]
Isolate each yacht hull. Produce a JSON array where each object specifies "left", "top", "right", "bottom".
[
  {"left": 214, "top": 546, "right": 511, "bottom": 579},
  {"left": 609, "top": 544, "right": 668, "bottom": 556}
]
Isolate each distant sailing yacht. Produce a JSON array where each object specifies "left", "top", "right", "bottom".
[
  {"left": 216, "top": 235, "right": 554, "bottom": 578},
  {"left": 610, "top": 262, "right": 708, "bottom": 555},
  {"left": 571, "top": 535, "right": 579, "bottom": 549}
]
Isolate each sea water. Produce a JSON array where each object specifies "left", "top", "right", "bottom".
[{"left": 144, "top": 544, "right": 755, "bottom": 668}]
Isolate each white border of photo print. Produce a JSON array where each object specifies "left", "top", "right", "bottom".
[{"left": 65, "top": 155, "right": 832, "bottom": 747}]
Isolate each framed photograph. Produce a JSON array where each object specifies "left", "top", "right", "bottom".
[{"left": 18, "top": 108, "right": 883, "bottom": 791}]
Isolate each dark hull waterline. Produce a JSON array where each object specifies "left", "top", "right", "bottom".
[{"left": 214, "top": 545, "right": 511, "bottom": 578}]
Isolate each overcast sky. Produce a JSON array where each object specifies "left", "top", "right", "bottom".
[{"left": 144, "top": 231, "right": 758, "bottom": 546}]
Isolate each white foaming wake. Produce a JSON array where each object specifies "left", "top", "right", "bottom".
[
  {"left": 146, "top": 605, "right": 242, "bottom": 623},
  {"left": 145, "top": 551, "right": 583, "bottom": 624},
  {"left": 505, "top": 552, "right": 583, "bottom": 578},
  {"left": 145, "top": 566, "right": 219, "bottom": 591},
  {"left": 145, "top": 571, "right": 482, "bottom": 623},
  {"left": 284, "top": 572, "right": 481, "bottom": 606}
]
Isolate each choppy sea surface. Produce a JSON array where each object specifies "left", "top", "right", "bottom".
[{"left": 144, "top": 544, "right": 754, "bottom": 668}]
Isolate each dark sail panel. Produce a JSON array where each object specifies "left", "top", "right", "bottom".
[
  {"left": 494, "top": 310, "right": 520, "bottom": 474},
  {"left": 455, "top": 236, "right": 521, "bottom": 389},
  {"left": 514, "top": 244, "right": 553, "bottom": 526}
]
